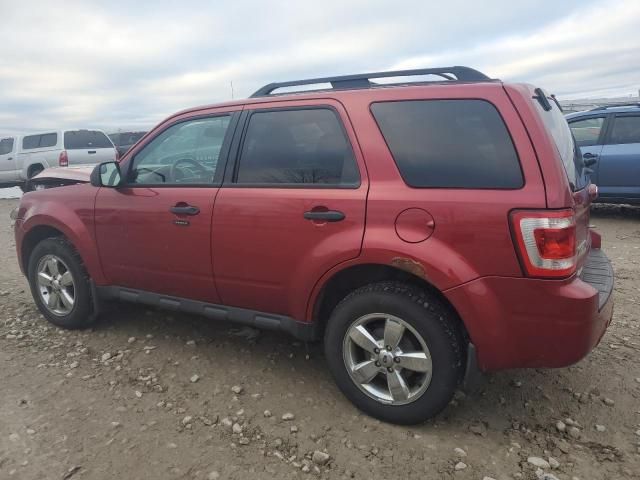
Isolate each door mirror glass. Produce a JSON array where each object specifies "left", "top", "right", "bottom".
[{"left": 91, "top": 161, "right": 121, "bottom": 187}]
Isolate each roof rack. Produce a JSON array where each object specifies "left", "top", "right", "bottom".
[
  {"left": 590, "top": 103, "right": 640, "bottom": 111},
  {"left": 250, "top": 66, "right": 492, "bottom": 98}
]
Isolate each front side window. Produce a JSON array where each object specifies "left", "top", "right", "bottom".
[
  {"left": 64, "top": 130, "right": 113, "bottom": 149},
  {"left": 130, "top": 116, "right": 231, "bottom": 185},
  {"left": 569, "top": 117, "right": 605, "bottom": 147},
  {"left": 371, "top": 100, "right": 523, "bottom": 188},
  {"left": 0, "top": 137, "right": 13, "bottom": 155},
  {"left": 236, "top": 108, "right": 359, "bottom": 186},
  {"left": 609, "top": 115, "right": 640, "bottom": 145}
]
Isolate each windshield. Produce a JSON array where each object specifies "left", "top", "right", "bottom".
[{"left": 533, "top": 91, "right": 586, "bottom": 191}]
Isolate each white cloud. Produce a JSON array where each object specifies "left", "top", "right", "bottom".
[{"left": 0, "top": 0, "right": 638, "bottom": 135}]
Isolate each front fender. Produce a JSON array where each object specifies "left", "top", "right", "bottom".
[{"left": 18, "top": 185, "right": 105, "bottom": 284}]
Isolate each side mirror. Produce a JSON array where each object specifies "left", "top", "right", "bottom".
[{"left": 90, "top": 161, "right": 122, "bottom": 188}]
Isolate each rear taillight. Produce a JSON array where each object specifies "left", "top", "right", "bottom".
[
  {"left": 511, "top": 209, "right": 577, "bottom": 278},
  {"left": 59, "top": 150, "right": 68, "bottom": 167}
]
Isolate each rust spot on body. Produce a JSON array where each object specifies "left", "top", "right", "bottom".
[{"left": 391, "top": 257, "right": 426, "bottom": 279}]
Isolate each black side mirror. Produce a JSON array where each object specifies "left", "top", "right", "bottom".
[{"left": 90, "top": 161, "right": 122, "bottom": 188}]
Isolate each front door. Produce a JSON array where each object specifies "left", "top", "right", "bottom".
[
  {"left": 0, "top": 137, "right": 18, "bottom": 183},
  {"left": 598, "top": 113, "right": 640, "bottom": 201},
  {"left": 212, "top": 102, "right": 368, "bottom": 319},
  {"left": 94, "top": 111, "right": 239, "bottom": 302}
]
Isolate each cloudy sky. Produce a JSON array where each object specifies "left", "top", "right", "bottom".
[{"left": 1, "top": 0, "right": 638, "bottom": 135}]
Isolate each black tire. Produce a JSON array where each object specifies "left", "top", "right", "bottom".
[
  {"left": 324, "top": 281, "right": 465, "bottom": 425},
  {"left": 27, "top": 237, "right": 94, "bottom": 329},
  {"left": 23, "top": 165, "right": 44, "bottom": 192}
]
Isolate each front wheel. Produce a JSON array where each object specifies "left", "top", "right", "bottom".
[
  {"left": 324, "top": 282, "right": 465, "bottom": 425},
  {"left": 27, "top": 237, "right": 94, "bottom": 329}
]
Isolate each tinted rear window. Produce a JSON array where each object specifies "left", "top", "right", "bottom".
[
  {"left": 0, "top": 137, "right": 13, "bottom": 155},
  {"left": 371, "top": 100, "right": 522, "bottom": 188},
  {"left": 64, "top": 130, "right": 113, "bottom": 149},
  {"left": 534, "top": 94, "right": 585, "bottom": 190}
]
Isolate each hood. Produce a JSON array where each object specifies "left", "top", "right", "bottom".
[{"left": 32, "top": 165, "right": 94, "bottom": 183}]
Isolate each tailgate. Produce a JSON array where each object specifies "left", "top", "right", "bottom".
[{"left": 67, "top": 147, "right": 116, "bottom": 166}]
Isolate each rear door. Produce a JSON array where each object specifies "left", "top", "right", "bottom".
[
  {"left": 598, "top": 113, "right": 640, "bottom": 201},
  {"left": 212, "top": 100, "right": 368, "bottom": 319},
  {"left": 0, "top": 137, "right": 18, "bottom": 182},
  {"left": 64, "top": 130, "right": 117, "bottom": 165}
]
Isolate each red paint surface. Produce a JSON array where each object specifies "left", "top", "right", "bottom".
[{"left": 14, "top": 80, "right": 612, "bottom": 372}]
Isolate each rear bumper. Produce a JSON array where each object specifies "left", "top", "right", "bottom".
[{"left": 445, "top": 248, "right": 614, "bottom": 371}]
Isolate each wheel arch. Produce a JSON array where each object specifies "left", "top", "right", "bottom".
[
  {"left": 20, "top": 213, "right": 105, "bottom": 284},
  {"left": 311, "top": 263, "right": 469, "bottom": 342}
]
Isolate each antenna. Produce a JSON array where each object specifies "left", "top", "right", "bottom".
[{"left": 230, "top": 81, "right": 234, "bottom": 100}]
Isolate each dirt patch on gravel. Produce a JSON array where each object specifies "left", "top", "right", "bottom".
[{"left": 0, "top": 199, "right": 639, "bottom": 480}]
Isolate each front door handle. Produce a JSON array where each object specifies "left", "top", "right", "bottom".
[
  {"left": 303, "top": 210, "right": 345, "bottom": 222},
  {"left": 170, "top": 204, "right": 200, "bottom": 216}
]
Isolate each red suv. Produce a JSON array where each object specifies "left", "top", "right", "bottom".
[{"left": 13, "top": 67, "right": 614, "bottom": 424}]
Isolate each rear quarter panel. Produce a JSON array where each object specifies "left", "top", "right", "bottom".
[{"left": 337, "top": 84, "right": 546, "bottom": 285}]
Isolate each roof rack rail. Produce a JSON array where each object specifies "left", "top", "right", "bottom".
[
  {"left": 250, "top": 66, "right": 492, "bottom": 98},
  {"left": 590, "top": 102, "right": 640, "bottom": 111}
]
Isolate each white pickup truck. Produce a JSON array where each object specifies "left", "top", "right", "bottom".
[{"left": 0, "top": 129, "right": 117, "bottom": 191}]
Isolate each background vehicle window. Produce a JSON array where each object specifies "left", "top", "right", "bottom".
[
  {"left": 236, "top": 109, "right": 359, "bottom": 186},
  {"left": 609, "top": 116, "right": 640, "bottom": 145},
  {"left": 371, "top": 100, "right": 523, "bottom": 188},
  {"left": 130, "top": 116, "right": 231, "bottom": 185},
  {"left": 0, "top": 137, "right": 13, "bottom": 155},
  {"left": 39, "top": 133, "right": 57, "bottom": 148},
  {"left": 569, "top": 117, "right": 605, "bottom": 147},
  {"left": 64, "top": 130, "right": 113, "bottom": 149},
  {"left": 22, "top": 134, "right": 41, "bottom": 150}
]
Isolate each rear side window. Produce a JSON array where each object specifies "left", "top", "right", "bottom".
[
  {"left": 22, "top": 133, "right": 57, "bottom": 149},
  {"left": 64, "top": 130, "right": 113, "bottom": 149},
  {"left": 609, "top": 115, "right": 640, "bottom": 145},
  {"left": 371, "top": 100, "right": 523, "bottom": 188},
  {"left": 569, "top": 117, "right": 605, "bottom": 147},
  {"left": 0, "top": 137, "right": 13, "bottom": 155},
  {"left": 236, "top": 108, "right": 359, "bottom": 186}
]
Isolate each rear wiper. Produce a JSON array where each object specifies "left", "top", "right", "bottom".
[{"left": 533, "top": 88, "right": 552, "bottom": 111}]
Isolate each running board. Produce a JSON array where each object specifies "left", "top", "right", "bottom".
[{"left": 96, "top": 286, "right": 317, "bottom": 341}]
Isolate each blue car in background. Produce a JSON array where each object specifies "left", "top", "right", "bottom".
[{"left": 566, "top": 104, "right": 640, "bottom": 205}]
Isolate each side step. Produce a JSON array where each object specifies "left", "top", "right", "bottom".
[{"left": 96, "top": 286, "right": 318, "bottom": 341}]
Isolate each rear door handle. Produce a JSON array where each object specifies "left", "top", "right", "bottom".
[
  {"left": 170, "top": 204, "right": 200, "bottom": 216},
  {"left": 303, "top": 210, "right": 345, "bottom": 222},
  {"left": 88, "top": 150, "right": 96, "bottom": 154}
]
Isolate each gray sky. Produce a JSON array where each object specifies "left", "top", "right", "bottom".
[{"left": 1, "top": 0, "right": 638, "bottom": 135}]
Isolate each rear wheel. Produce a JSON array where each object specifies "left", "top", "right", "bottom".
[
  {"left": 27, "top": 237, "right": 93, "bottom": 329},
  {"left": 324, "top": 281, "right": 464, "bottom": 424}
]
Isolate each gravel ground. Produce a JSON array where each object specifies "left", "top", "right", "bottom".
[{"left": 0, "top": 198, "right": 639, "bottom": 480}]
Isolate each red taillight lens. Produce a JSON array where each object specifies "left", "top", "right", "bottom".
[
  {"left": 511, "top": 209, "right": 577, "bottom": 278},
  {"left": 59, "top": 150, "right": 68, "bottom": 167},
  {"left": 533, "top": 227, "right": 576, "bottom": 259}
]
